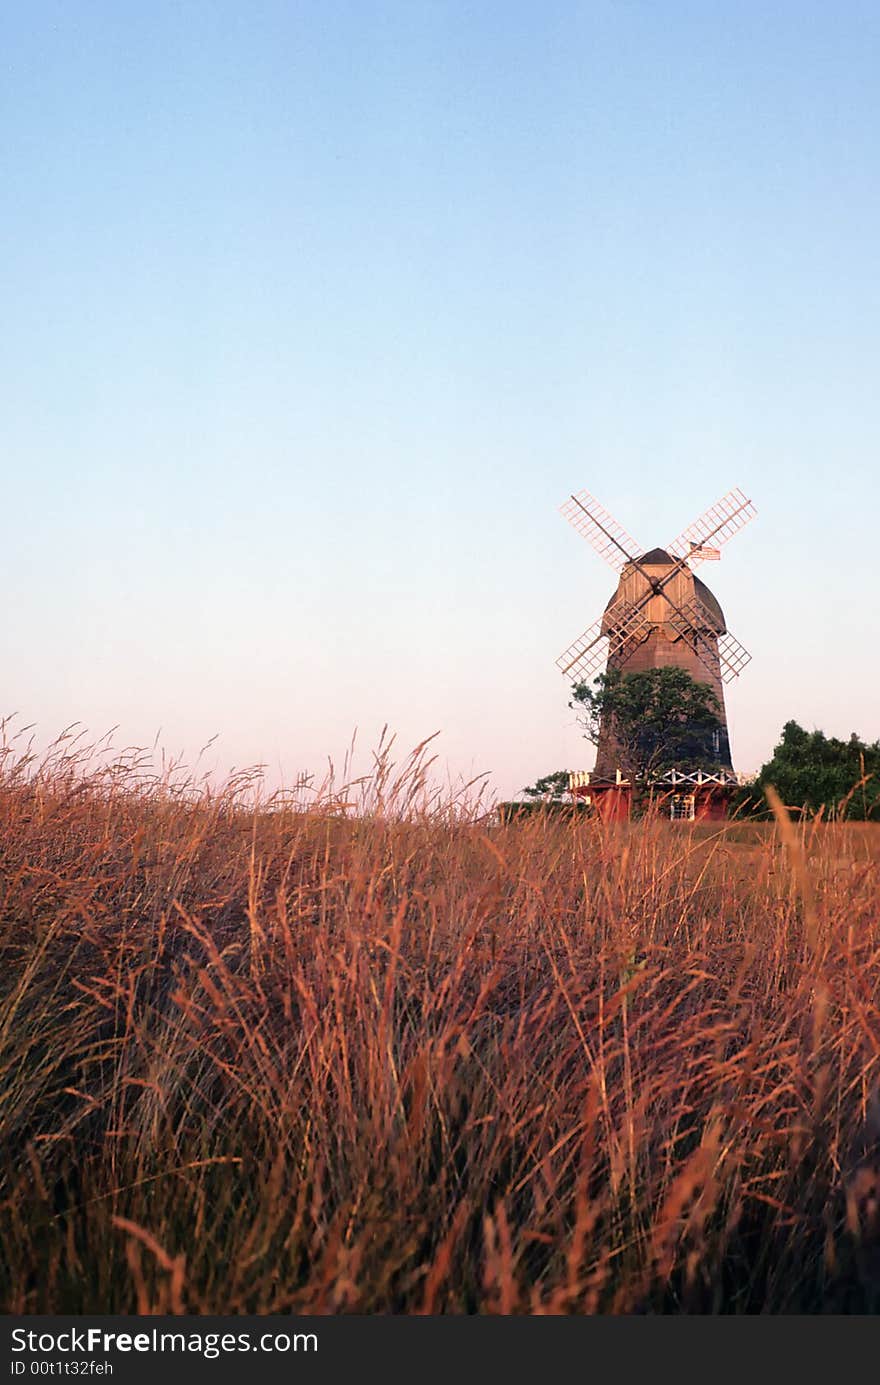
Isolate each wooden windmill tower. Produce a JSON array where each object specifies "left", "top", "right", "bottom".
[{"left": 558, "top": 487, "right": 757, "bottom": 819}]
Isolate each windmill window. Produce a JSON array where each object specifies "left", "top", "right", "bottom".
[{"left": 670, "top": 794, "right": 695, "bottom": 822}]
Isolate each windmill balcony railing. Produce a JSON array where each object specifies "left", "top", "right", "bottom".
[{"left": 568, "top": 767, "right": 743, "bottom": 793}]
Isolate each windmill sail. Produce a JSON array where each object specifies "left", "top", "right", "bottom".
[
  {"left": 667, "top": 488, "right": 756, "bottom": 565},
  {"left": 665, "top": 597, "right": 751, "bottom": 684},
  {"left": 560, "top": 491, "right": 642, "bottom": 572},
  {"left": 557, "top": 601, "right": 651, "bottom": 683}
]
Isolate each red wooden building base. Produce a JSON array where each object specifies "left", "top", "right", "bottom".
[{"left": 568, "top": 769, "right": 739, "bottom": 822}]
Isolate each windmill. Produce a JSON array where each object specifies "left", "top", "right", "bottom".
[{"left": 557, "top": 487, "right": 757, "bottom": 815}]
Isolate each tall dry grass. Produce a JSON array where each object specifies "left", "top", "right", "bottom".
[{"left": 1, "top": 726, "right": 879, "bottom": 1313}]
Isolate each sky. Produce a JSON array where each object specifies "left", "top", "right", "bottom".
[{"left": 3, "top": 1, "right": 879, "bottom": 800}]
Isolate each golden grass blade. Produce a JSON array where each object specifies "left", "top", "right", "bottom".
[{"left": 764, "top": 782, "right": 819, "bottom": 952}]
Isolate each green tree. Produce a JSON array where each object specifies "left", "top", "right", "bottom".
[
  {"left": 521, "top": 769, "right": 570, "bottom": 801},
  {"left": 571, "top": 666, "right": 725, "bottom": 780},
  {"left": 753, "top": 720, "right": 880, "bottom": 819}
]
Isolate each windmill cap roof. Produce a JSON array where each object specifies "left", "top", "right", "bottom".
[{"left": 635, "top": 547, "right": 677, "bottom": 564}]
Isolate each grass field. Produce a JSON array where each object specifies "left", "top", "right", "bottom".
[{"left": 1, "top": 733, "right": 879, "bottom": 1313}]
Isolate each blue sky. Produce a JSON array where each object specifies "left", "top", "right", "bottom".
[{"left": 3, "top": 2, "right": 878, "bottom": 798}]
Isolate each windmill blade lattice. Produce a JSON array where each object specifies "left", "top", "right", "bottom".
[
  {"left": 666, "top": 598, "right": 752, "bottom": 684},
  {"left": 556, "top": 600, "right": 651, "bottom": 684},
  {"left": 560, "top": 491, "right": 642, "bottom": 572},
  {"left": 666, "top": 596, "right": 725, "bottom": 638},
  {"left": 667, "top": 488, "right": 757, "bottom": 565},
  {"left": 716, "top": 630, "right": 752, "bottom": 683},
  {"left": 556, "top": 619, "right": 608, "bottom": 684},
  {"left": 664, "top": 600, "right": 723, "bottom": 680}
]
